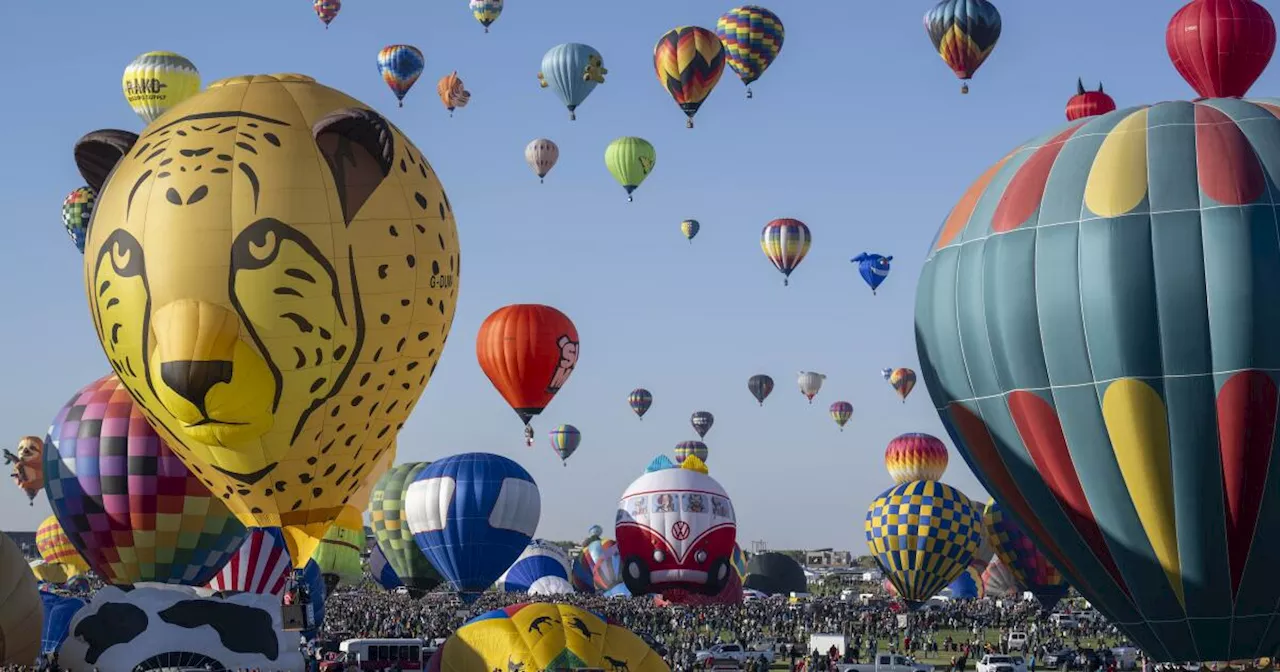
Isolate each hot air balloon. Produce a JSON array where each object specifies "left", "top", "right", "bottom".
[
  {"left": 122, "top": 51, "right": 200, "bottom": 124},
  {"left": 673, "top": 440, "right": 709, "bottom": 465},
  {"left": 887, "top": 367, "right": 918, "bottom": 401},
  {"left": 368, "top": 463, "right": 444, "bottom": 597},
  {"left": 586, "top": 525, "right": 604, "bottom": 541},
  {"left": 406, "top": 453, "right": 540, "bottom": 602},
  {"left": 923, "top": 0, "right": 1002, "bottom": 94},
  {"left": 716, "top": 5, "right": 785, "bottom": 99},
  {"left": 310, "top": 506, "right": 366, "bottom": 594},
  {"left": 571, "top": 536, "right": 624, "bottom": 593},
  {"left": 681, "top": 219, "right": 700, "bottom": 242},
  {"left": 437, "top": 71, "right": 471, "bottom": 117},
  {"left": 605, "top": 136, "right": 656, "bottom": 202},
  {"left": 913, "top": 38, "right": 1280, "bottom": 654},
  {"left": 378, "top": 45, "right": 425, "bottom": 107},
  {"left": 469, "top": 0, "right": 503, "bottom": 33},
  {"left": 0, "top": 533, "right": 41, "bottom": 666},
  {"left": 945, "top": 566, "right": 985, "bottom": 600},
  {"left": 748, "top": 374, "right": 774, "bottom": 406},
  {"left": 369, "top": 544, "right": 403, "bottom": 591},
  {"left": 35, "top": 517, "right": 88, "bottom": 580},
  {"left": 761, "top": 218, "right": 811, "bottom": 285},
  {"left": 852, "top": 252, "right": 893, "bottom": 294},
  {"left": 206, "top": 527, "right": 292, "bottom": 596},
  {"left": 1167, "top": 0, "right": 1275, "bottom": 99},
  {"left": 497, "top": 539, "right": 573, "bottom": 594},
  {"left": 525, "top": 138, "right": 559, "bottom": 183},
  {"left": 538, "top": 43, "right": 607, "bottom": 120},
  {"left": 691, "top": 411, "right": 714, "bottom": 439},
  {"left": 797, "top": 371, "right": 825, "bottom": 403},
  {"left": 829, "top": 401, "right": 853, "bottom": 431},
  {"left": 1066, "top": 79, "right": 1116, "bottom": 121},
  {"left": 428, "top": 603, "right": 669, "bottom": 672},
  {"left": 654, "top": 26, "right": 726, "bottom": 128},
  {"left": 29, "top": 559, "right": 67, "bottom": 585},
  {"left": 314, "top": 0, "right": 340, "bottom": 28},
  {"left": 983, "top": 556, "right": 1019, "bottom": 597},
  {"left": 43, "top": 374, "right": 246, "bottom": 586},
  {"left": 885, "top": 433, "right": 948, "bottom": 483},
  {"left": 77, "top": 74, "right": 460, "bottom": 568},
  {"left": 6, "top": 436, "right": 43, "bottom": 505},
  {"left": 39, "top": 592, "right": 83, "bottom": 658},
  {"left": 61, "top": 187, "right": 95, "bottom": 254},
  {"left": 984, "top": 499, "right": 1069, "bottom": 611},
  {"left": 629, "top": 388, "right": 653, "bottom": 419},
  {"left": 616, "top": 455, "right": 736, "bottom": 596},
  {"left": 549, "top": 424, "right": 581, "bottom": 465},
  {"left": 743, "top": 552, "right": 807, "bottom": 596},
  {"left": 866, "top": 480, "right": 982, "bottom": 608},
  {"left": 476, "top": 304, "right": 579, "bottom": 446}
]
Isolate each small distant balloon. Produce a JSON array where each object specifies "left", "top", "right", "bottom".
[
  {"left": 1065, "top": 79, "right": 1116, "bottom": 121},
  {"left": 314, "top": 0, "right": 340, "bottom": 28},
  {"left": 469, "top": 0, "right": 503, "bottom": 33},
  {"left": 628, "top": 388, "right": 653, "bottom": 420},
  {"left": 881, "top": 368, "right": 893, "bottom": 380},
  {"left": 525, "top": 139, "right": 559, "bottom": 183},
  {"left": 61, "top": 187, "right": 96, "bottom": 254},
  {"left": 748, "top": 374, "right": 774, "bottom": 406},
  {"left": 437, "top": 71, "right": 471, "bottom": 116},
  {"left": 549, "top": 425, "right": 580, "bottom": 466},
  {"left": 691, "top": 411, "right": 714, "bottom": 439},
  {"left": 852, "top": 253, "right": 893, "bottom": 294},
  {"left": 829, "top": 401, "right": 853, "bottom": 431},
  {"left": 605, "top": 137, "right": 656, "bottom": 202},
  {"left": 122, "top": 51, "right": 200, "bottom": 124},
  {"left": 538, "top": 43, "right": 607, "bottom": 120},
  {"left": 377, "top": 45, "right": 425, "bottom": 107},
  {"left": 887, "top": 367, "right": 917, "bottom": 401},
  {"left": 924, "top": 0, "right": 1002, "bottom": 94},
  {"left": 761, "top": 219, "right": 811, "bottom": 286},
  {"left": 797, "top": 371, "right": 825, "bottom": 404},
  {"left": 674, "top": 440, "right": 708, "bottom": 464},
  {"left": 681, "top": 219, "right": 700, "bottom": 242}
]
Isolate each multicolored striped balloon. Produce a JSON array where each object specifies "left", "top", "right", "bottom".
[
  {"left": 469, "top": 0, "right": 503, "bottom": 33},
  {"left": 548, "top": 424, "right": 581, "bottom": 465},
  {"left": 884, "top": 433, "right": 948, "bottom": 483},
  {"left": 313, "top": 0, "right": 340, "bottom": 28},
  {"left": 983, "top": 499, "right": 1068, "bottom": 610},
  {"left": 761, "top": 218, "right": 811, "bottom": 286},
  {"left": 61, "top": 186, "right": 95, "bottom": 254},
  {"left": 36, "top": 516, "right": 88, "bottom": 577},
  {"left": 681, "top": 219, "right": 700, "bottom": 242},
  {"left": 829, "top": 401, "right": 853, "bottom": 431},
  {"left": 205, "top": 527, "right": 292, "bottom": 596},
  {"left": 716, "top": 5, "right": 785, "bottom": 98},
  {"left": 43, "top": 374, "right": 245, "bottom": 586},
  {"left": 865, "top": 480, "right": 982, "bottom": 607},
  {"left": 673, "top": 440, "right": 708, "bottom": 464},
  {"left": 377, "top": 45, "right": 425, "bottom": 107},
  {"left": 628, "top": 388, "right": 653, "bottom": 419},
  {"left": 654, "top": 26, "right": 726, "bottom": 128}
]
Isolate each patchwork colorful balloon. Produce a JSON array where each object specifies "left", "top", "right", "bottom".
[
  {"left": 314, "top": 0, "right": 340, "bottom": 27},
  {"left": 549, "top": 424, "right": 581, "bottom": 465},
  {"left": 716, "top": 5, "right": 785, "bottom": 98},
  {"left": 368, "top": 462, "right": 443, "bottom": 596},
  {"left": 865, "top": 480, "right": 982, "bottom": 608},
  {"left": 984, "top": 499, "right": 1068, "bottom": 610},
  {"left": 60, "top": 186, "right": 95, "bottom": 254},
  {"left": 673, "top": 440, "right": 708, "bottom": 465},
  {"left": 923, "top": 0, "right": 1002, "bottom": 94},
  {"left": 887, "top": 367, "right": 917, "bottom": 401},
  {"left": 829, "top": 401, "right": 853, "bottom": 431}
]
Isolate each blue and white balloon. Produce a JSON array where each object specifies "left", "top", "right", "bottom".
[{"left": 498, "top": 539, "right": 573, "bottom": 595}]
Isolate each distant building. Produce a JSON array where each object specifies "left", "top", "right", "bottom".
[
  {"left": 804, "top": 548, "right": 853, "bottom": 568},
  {"left": 3, "top": 531, "right": 38, "bottom": 559}
]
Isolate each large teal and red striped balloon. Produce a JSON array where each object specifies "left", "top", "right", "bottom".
[
  {"left": 43, "top": 374, "right": 245, "bottom": 586},
  {"left": 915, "top": 97, "right": 1280, "bottom": 662}
]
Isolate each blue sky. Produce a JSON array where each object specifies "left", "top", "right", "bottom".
[{"left": 3, "top": 1, "right": 1277, "bottom": 550}]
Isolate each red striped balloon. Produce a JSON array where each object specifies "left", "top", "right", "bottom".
[{"left": 206, "top": 527, "right": 293, "bottom": 596}]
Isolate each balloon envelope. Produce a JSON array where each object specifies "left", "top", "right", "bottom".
[
  {"left": 716, "top": 5, "right": 785, "bottom": 93},
  {"left": 0, "top": 532, "right": 42, "bottom": 666},
  {"left": 378, "top": 45, "right": 425, "bottom": 104},
  {"left": 539, "top": 43, "right": 606, "bottom": 118},
  {"left": 628, "top": 388, "right": 653, "bottom": 419},
  {"left": 122, "top": 51, "right": 200, "bottom": 124},
  {"left": 369, "top": 544, "right": 402, "bottom": 591},
  {"left": 866, "top": 481, "right": 981, "bottom": 608},
  {"left": 984, "top": 499, "right": 1068, "bottom": 610},
  {"left": 497, "top": 540, "right": 571, "bottom": 594},
  {"left": 40, "top": 592, "right": 84, "bottom": 656},
  {"left": 368, "top": 462, "right": 444, "bottom": 596},
  {"left": 884, "top": 433, "right": 949, "bottom": 483}
]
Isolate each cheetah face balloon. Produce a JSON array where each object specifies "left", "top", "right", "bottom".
[{"left": 74, "top": 74, "right": 460, "bottom": 561}]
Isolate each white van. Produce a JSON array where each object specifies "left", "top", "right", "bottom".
[
  {"left": 1007, "top": 631, "right": 1028, "bottom": 651},
  {"left": 1050, "top": 613, "right": 1079, "bottom": 629}
]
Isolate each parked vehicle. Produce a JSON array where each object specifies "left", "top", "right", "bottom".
[
  {"left": 1043, "top": 648, "right": 1075, "bottom": 668},
  {"left": 810, "top": 633, "right": 849, "bottom": 656},
  {"left": 976, "top": 654, "right": 1028, "bottom": 672},
  {"left": 694, "top": 643, "right": 775, "bottom": 667},
  {"left": 1007, "top": 631, "right": 1028, "bottom": 651},
  {"left": 837, "top": 653, "right": 934, "bottom": 672}
]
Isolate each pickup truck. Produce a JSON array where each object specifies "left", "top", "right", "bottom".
[
  {"left": 694, "top": 643, "right": 776, "bottom": 666},
  {"left": 837, "top": 653, "right": 934, "bottom": 672},
  {"left": 976, "top": 654, "right": 1028, "bottom": 672}
]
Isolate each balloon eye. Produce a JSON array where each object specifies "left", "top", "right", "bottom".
[
  {"left": 652, "top": 550, "right": 665, "bottom": 563},
  {"left": 695, "top": 550, "right": 707, "bottom": 564}
]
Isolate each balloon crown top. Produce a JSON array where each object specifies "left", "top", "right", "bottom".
[
  {"left": 1166, "top": 0, "right": 1276, "bottom": 99},
  {"left": 208, "top": 74, "right": 316, "bottom": 89}
]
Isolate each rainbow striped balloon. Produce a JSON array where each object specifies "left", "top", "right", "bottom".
[
  {"left": 716, "top": 5, "right": 785, "bottom": 98},
  {"left": 884, "top": 432, "right": 949, "bottom": 483},
  {"left": 761, "top": 218, "right": 811, "bottom": 286},
  {"left": 673, "top": 440, "right": 709, "bottom": 464}
]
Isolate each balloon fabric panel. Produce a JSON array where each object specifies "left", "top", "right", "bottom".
[{"left": 206, "top": 526, "right": 292, "bottom": 595}]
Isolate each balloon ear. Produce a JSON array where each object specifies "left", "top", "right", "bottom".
[
  {"left": 313, "top": 108, "right": 395, "bottom": 226},
  {"left": 1076, "top": 78, "right": 1086, "bottom": 96},
  {"left": 75, "top": 130, "right": 140, "bottom": 193},
  {"left": 1098, "top": 82, "right": 1105, "bottom": 94},
  {"left": 885, "top": 256, "right": 894, "bottom": 261}
]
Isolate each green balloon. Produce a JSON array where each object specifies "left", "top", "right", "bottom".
[
  {"left": 604, "top": 136, "right": 656, "bottom": 201},
  {"left": 310, "top": 520, "right": 366, "bottom": 594},
  {"left": 368, "top": 462, "right": 443, "bottom": 596}
]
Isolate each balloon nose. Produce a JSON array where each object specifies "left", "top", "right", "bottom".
[
  {"left": 152, "top": 300, "right": 242, "bottom": 413},
  {"left": 161, "top": 360, "right": 234, "bottom": 411}
]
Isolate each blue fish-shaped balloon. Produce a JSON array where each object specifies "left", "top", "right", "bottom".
[{"left": 852, "top": 252, "right": 893, "bottom": 294}]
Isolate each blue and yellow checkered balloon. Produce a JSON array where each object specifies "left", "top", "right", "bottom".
[{"left": 865, "top": 480, "right": 982, "bottom": 607}]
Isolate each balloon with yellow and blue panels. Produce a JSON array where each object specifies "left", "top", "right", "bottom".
[{"left": 915, "top": 97, "right": 1280, "bottom": 662}]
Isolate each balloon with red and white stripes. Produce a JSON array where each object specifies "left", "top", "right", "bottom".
[{"left": 205, "top": 527, "right": 292, "bottom": 596}]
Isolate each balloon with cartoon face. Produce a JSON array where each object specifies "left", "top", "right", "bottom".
[{"left": 74, "top": 74, "right": 460, "bottom": 565}]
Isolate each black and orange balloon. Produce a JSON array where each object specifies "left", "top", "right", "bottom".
[{"left": 476, "top": 305, "right": 579, "bottom": 445}]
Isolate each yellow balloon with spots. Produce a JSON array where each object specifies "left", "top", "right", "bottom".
[{"left": 75, "top": 74, "right": 460, "bottom": 566}]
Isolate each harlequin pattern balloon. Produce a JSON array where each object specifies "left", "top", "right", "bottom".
[
  {"left": 884, "top": 433, "right": 948, "bottom": 483},
  {"left": 538, "top": 43, "right": 607, "bottom": 120},
  {"left": 983, "top": 556, "right": 1018, "bottom": 597},
  {"left": 690, "top": 411, "right": 714, "bottom": 439},
  {"left": 314, "top": 0, "right": 340, "bottom": 28},
  {"left": 405, "top": 453, "right": 541, "bottom": 602},
  {"left": 36, "top": 516, "right": 88, "bottom": 578},
  {"left": 368, "top": 462, "right": 444, "bottom": 596},
  {"left": 829, "top": 401, "right": 853, "bottom": 431},
  {"left": 469, "top": 0, "right": 503, "bottom": 32},
  {"left": 681, "top": 219, "right": 700, "bottom": 242},
  {"left": 912, "top": 97, "right": 1280, "bottom": 662},
  {"left": 796, "top": 371, "right": 825, "bottom": 403},
  {"left": 865, "top": 480, "right": 982, "bottom": 608},
  {"left": 887, "top": 367, "right": 917, "bottom": 402},
  {"left": 428, "top": 603, "right": 670, "bottom": 672},
  {"left": 369, "top": 544, "right": 402, "bottom": 591},
  {"left": 747, "top": 374, "right": 774, "bottom": 406},
  {"left": 605, "top": 137, "right": 656, "bottom": 202},
  {"left": 673, "top": 440, "right": 708, "bottom": 465},
  {"left": 6, "top": 436, "right": 44, "bottom": 505},
  {"left": 77, "top": 74, "right": 460, "bottom": 567},
  {"left": 654, "top": 26, "right": 726, "bottom": 128},
  {"left": 852, "top": 252, "right": 893, "bottom": 294},
  {"left": 378, "top": 45, "right": 425, "bottom": 107},
  {"left": 122, "top": 51, "right": 200, "bottom": 124},
  {"left": 761, "top": 218, "right": 810, "bottom": 285},
  {"left": 205, "top": 527, "right": 292, "bottom": 596},
  {"left": 43, "top": 374, "right": 245, "bottom": 585},
  {"left": 716, "top": 5, "right": 785, "bottom": 98},
  {"left": 628, "top": 388, "right": 653, "bottom": 419},
  {"left": 310, "top": 506, "right": 366, "bottom": 593},
  {"left": 525, "top": 138, "right": 559, "bottom": 183},
  {"left": 1066, "top": 79, "right": 1116, "bottom": 121},
  {"left": 0, "top": 532, "right": 41, "bottom": 666},
  {"left": 984, "top": 499, "right": 1068, "bottom": 610},
  {"left": 497, "top": 539, "right": 572, "bottom": 594},
  {"left": 549, "top": 424, "right": 581, "bottom": 465},
  {"left": 571, "top": 537, "right": 623, "bottom": 593},
  {"left": 437, "top": 71, "right": 471, "bottom": 116},
  {"left": 1167, "top": 0, "right": 1275, "bottom": 99},
  {"left": 477, "top": 304, "right": 579, "bottom": 444},
  {"left": 923, "top": 0, "right": 1002, "bottom": 94},
  {"left": 61, "top": 187, "right": 95, "bottom": 254}
]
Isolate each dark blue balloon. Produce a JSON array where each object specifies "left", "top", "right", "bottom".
[
  {"left": 369, "top": 544, "right": 403, "bottom": 591},
  {"left": 300, "top": 560, "right": 327, "bottom": 638},
  {"left": 945, "top": 568, "right": 981, "bottom": 600},
  {"left": 40, "top": 592, "right": 85, "bottom": 655},
  {"left": 852, "top": 252, "right": 893, "bottom": 294}
]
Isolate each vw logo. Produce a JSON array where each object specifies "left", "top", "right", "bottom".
[{"left": 671, "top": 521, "right": 691, "bottom": 541}]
